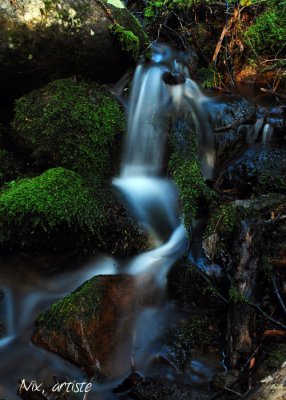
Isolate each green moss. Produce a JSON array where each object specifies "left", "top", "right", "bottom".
[
  {"left": 206, "top": 203, "right": 239, "bottom": 238},
  {"left": 178, "top": 315, "right": 214, "bottom": 349},
  {"left": 103, "top": 0, "right": 150, "bottom": 53},
  {"left": 37, "top": 276, "right": 105, "bottom": 329},
  {"left": 13, "top": 79, "right": 125, "bottom": 184},
  {"left": 0, "top": 167, "right": 106, "bottom": 249},
  {"left": 109, "top": 23, "right": 140, "bottom": 59},
  {"left": 169, "top": 120, "right": 214, "bottom": 229},
  {"left": 228, "top": 286, "right": 247, "bottom": 303},
  {"left": 244, "top": 3, "right": 286, "bottom": 58},
  {"left": 144, "top": 0, "right": 214, "bottom": 19},
  {"left": 170, "top": 154, "right": 213, "bottom": 228},
  {"left": 262, "top": 344, "right": 286, "bottom": 372}
]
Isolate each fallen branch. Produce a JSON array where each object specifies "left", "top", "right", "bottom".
[
  {"left": 272, "top": 275, "right": 286, "bottom": 318},
  {"left": 260, "top": 88, "right": 286, "bottom": 99}
]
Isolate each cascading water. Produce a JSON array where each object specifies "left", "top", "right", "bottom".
[
  {"left": 109, "top": 43, "right": 216, "bottom": 375},
  {"left": 0, "top": 43, "right": 218, "bottom": 399}
]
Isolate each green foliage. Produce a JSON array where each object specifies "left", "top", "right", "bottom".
[
  {"left": 262, "top": 344, "right": 286, "bottom": 371},
  {"left": 0, "top": 167, "right": 106, "bottom": 249},
  {"left": 228, "top": 286, "right": 247, "bottom": 303},
  {"left": 109, "top": 23, "right": 140, "bottom": 59},
  {"left": 144, "top": 0, "right": 212, "bottom": 18},
  {"left": 197, "top": 67, "right": 217, "bottom": 88},
  {"left": 13, "top": 79, "right": 125, "bottom": 184},
  {"left": 37, "top": 276, "right": 105, "bottom": 329},
  {"left": 244, "top": 2, "right": 286, "bottom": 56}
]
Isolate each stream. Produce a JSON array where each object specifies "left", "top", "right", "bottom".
[{"left": 0, "top": 43, "right": 285, "bottom": 399}]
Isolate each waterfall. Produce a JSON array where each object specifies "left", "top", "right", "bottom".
[{"left": 114, "top": 43, "right": 214, "bottom": 261}]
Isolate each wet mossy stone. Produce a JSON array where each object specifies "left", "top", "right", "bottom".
[
  {"left": 13, "top": 79, "right": 124, "bottom": 184},
  {"left": 32, "top": 274, "right": 137, "bottom": 377},
  {"left": 109, "top": 23, "right": 140, "bottom": 60},
  {"left": 217, "top": 146, "right": 286, "bottom": 196},
  {"left": 168, "top": 117, "right": 215, "bottom": 229},
  {"left": 0, "top": 167, "right": 106, "bottom": 251}
]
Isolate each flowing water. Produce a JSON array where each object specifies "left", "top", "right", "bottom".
[{"left": 0, "top": 44, "right": 231, "bottom": 399}]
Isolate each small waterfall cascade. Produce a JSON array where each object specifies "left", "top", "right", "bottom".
[
  {"left": 114, "top": 43, "right": 214, "bottom": 257},
  {"left": 261, "top": 123, "right": 274, "bottom": 144},
  {"left": 111, "top": 43, "right": 215, "bottom": 372},
  {"left": 0, "top": 44, "right": 218, "bottom": 397}
]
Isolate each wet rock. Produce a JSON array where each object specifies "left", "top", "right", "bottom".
[
  {"left": 245, "top": 361, "right": 286, "bottom": 400},
  {"left": 0, "top": 0, "right": 149, "bottom": 99},
  {"left": 115, "top": 375, "right": 210, "bottom": 400},
  {"left": 0, "top": 167, "right": 147, "bottom": 253},
  {"left": 216, "top": 145, "right": 286, "bottom": 196},
  {"left": 211, "top": 369, "right": 240, "bottom": 391},
  {"left": 204, "top": 194, "right": 286, "bottom": 368},
  {"left": 255, "top": 344, "right": 286, "bottom": 380},
  {"left": 168, "top": 116, "right": 216, "bottom": 227},
  {"left": 160, "top": 313, "right": 222, "bottom": 374},
  {"left": 209, "top": 96, "right": 257, "bottom": 167},
  {"left": 32, "top": 275, "right": 137, "bottom": 377}
]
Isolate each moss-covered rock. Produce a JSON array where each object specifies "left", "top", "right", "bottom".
[
  {"left": 32, "top": 274, "right": 137, "bottom": 377},
  {"left": 168, "top": 117, "right": 215, "bottom": 229},
  {"left": 0, "top": 166, "right": 148, "bottom": 253},
  {"left": 0, "top": 167, "right": 105, "bottom": 250},
  {"left": 0, "top": 0, "right": 149, "bottom": 98},
  {"left": 109, "top": 23, "right": 140, "bottom": 60},
  {"left": 13, "top": 79, "right": 124, "bottom": 183},
  {"left": 204, "top": 193, "right": 286, "bottom": 263},
  {"left": 206, "top": 203, "right": 239, "bottom": 239}
]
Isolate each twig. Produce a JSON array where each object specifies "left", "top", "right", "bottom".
[
  {"left": 260, "top": 88, "right": 286, "bottom": 99},
  {"left": 246, "top": 300, "right": 286, "bottom": 330},
  {"left": 272, "top": 275, "right": 286, "bottom": 319}
]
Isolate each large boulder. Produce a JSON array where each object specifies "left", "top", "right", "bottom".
[
  {"left": 0, "top": 167, "right": 147, "bottom": 253},
  {"left": 12, "top": 78, "right": 124, "bottom": 184},
  {"left": 0, "top": 0, "right": 149, "bottom": 98}
]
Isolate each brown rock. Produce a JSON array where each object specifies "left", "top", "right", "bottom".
[
  {"left": 32, "top": 274, "right": 139, "bottom": 378},
  {"left": 31, "top": 272, "right": 164, "bottom": 378}
]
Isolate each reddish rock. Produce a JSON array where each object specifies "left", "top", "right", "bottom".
[{"left": 32, "top": 274, "right": 138, "bottom": 378}]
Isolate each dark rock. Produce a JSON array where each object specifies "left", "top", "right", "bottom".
[
  {"left": 209, "top": 96, "right": 257, "bottom": 167},
  {"left": 244, "top": 361, "right": 286, "bottom": 400},
  {"left": 0, "top": 147, "right": 23, "bottom": 186},
  {"left": 115, "top": 375, "right": 210, "bottom": 400},
  {"left": 211, "top": 369, "right": 240, "bottom": 391},
  {"left": 216, "top": 145, "right": 286, "bottom": 196},
  {"left": 0, "top": 0, "right": 149, "bottom": 99}
]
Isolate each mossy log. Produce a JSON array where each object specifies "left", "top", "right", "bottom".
[{"left": 0, "top": 0, "right": 149, "bottom": 99}]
